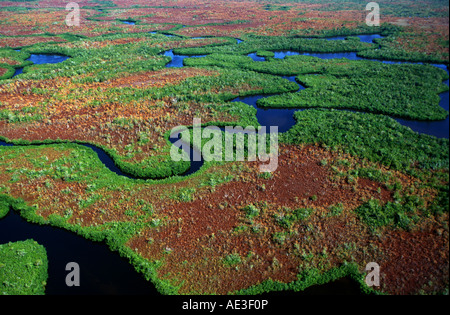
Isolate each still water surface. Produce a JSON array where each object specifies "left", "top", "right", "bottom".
[{"left": 1, "top": 34, "right": 448, "bottom": 294}]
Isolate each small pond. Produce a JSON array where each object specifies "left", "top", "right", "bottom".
[
  {"left": 1, "top": 33, "right": 448, "bottom": 295},
  {"left": 12, "top": 53, "right": 70, "bottom": 78}
]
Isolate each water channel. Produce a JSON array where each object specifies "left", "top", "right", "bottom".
[{"left": 1, "top": 33, "right": 448, "bottom": 295}]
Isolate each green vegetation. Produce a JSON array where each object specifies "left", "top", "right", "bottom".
[
  {"left": 175, "top": 35, "right": 376, "bottom": 56},
  {"left": 263, "top": 3, "right": 292, "bottom": 11},
  {"left": 0, "top": 109, "right": 43, "bottom": 123},
  {"left": 281, "top": 109, "right": 449, "bottom": 171},
  {"left": 355, "top": 199, "right": 414, "bottom": 231},
  {"left": 259, "top": 61, "right": 448, "bottom": 120},
  {"left": 358, "top": 34, "right": 450, "bottom": 64},
  {"left": 328, "top": 203, "right": 344, "bottom": 217},
  {"left": 242, "top": 204, "right": 261, "bottom": 219},
  {"left": 144, "top": 68, "right": 299, "bottom": 103},
  {"left": 1, "top": 35, "right": 165, "bottom": 82},
  {"left": 274, "top": 207, "right": 313, "bottom": 228},
  {"left": 261, "top": 0, "right": 449, "bottom": 18},
  {"left": 272, "top": 231, "right": 289, "bottom": 244},
  {"left": 256, "top": 50, "right": 275, "bottom": 58},
  {"left": 0, "top": 65, "right": 15, "bottom": 80},
  {"left": 0, "top": 198, "right": 8, "bottom": 218},
  {"left": 0, "top": 240, "right": 48, "bottom": 295},
  {"left": 223, "top": 253, "right": 243, "bottom": 266},
  {"left": 0, "top": 33, "right": 300, "bottom": 180}
]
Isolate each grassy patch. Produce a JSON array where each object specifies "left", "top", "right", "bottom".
[
  {"left": 281, "top": 109, "right": 449, "bottom": 171},
  {"left": 0, "top": 240, "right": 48, "bottom": 295}
]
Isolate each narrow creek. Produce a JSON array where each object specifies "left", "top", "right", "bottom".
[{"left": 1, "top": 33, "right": 448, "bottom": 295}]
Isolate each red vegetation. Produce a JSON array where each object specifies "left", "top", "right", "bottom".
[
  {"left": 127, "top": 144, "right": 395, "bottom": 294},
  {"left": 378, "top": 229, "right": 449, "bottom": 295},
  {"left": 0, "top": 67, "right": 8, "bottom": 77}
]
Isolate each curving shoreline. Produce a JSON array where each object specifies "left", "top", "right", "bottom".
[
  {"left": 0, "top": 28, "right": 448, "bottom": 296},
  {"left": 2, "top": 34, "right": 449, "bottom": 180}
]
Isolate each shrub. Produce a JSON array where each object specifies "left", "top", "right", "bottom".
[{"left": 0, "top": 240, "right": 48, "bottom": 295}]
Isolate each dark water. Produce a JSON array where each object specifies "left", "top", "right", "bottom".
[
  {"left": 1, "top": 34, "right": 448, "bottom": 296},
  {"left": 163, "top": 49, "right": 206, "bottom": 68},
  {"left": 27, "top": 54, "right": 69, "bottom": 65},
  {"left": 355, "top": 34, "right": 384, "bottom": 43},
  {"left": 233, "top": 93, "right": 298, "bottom": 133},
  {"left": 0, "top": 139, "right": 203, "bottom": 180},
  {"left": 324, "top": 36, "right": 347, "bottom": 41},
  {"left": 0, "top": 210, "right": 158, "bottom": 295},
  {"left": 163, "top": 50, "right": 189, "bottom": 68},
  {"left": 150, "top": 32, "right": 180, "bottom": 38},
  {"left": 268, "top": 58, "right": 448, "bottom": 138},
  {"left": 120, "top": 20, "right": 136, "bottom": 25},
  {"left": 324, "top": 34, "right": 383, "bottom": 43}
]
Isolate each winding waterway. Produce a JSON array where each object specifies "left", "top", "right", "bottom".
[
  {"left": 13, "top": 53, "right": 70, "bottom": 77},
  {"left": 243, "top": 35, "right": 449, "bottom": 138},
  {"left": 1, "top": 34, "right": 449, "bottom": 295}
]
